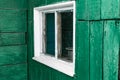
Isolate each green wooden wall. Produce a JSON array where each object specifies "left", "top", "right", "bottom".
[
  {"left": 28, "top": 0, "right": 120, "bottom": 80},
  {"left": 0, "top": 0, "right": 28, "bottom": 80}
]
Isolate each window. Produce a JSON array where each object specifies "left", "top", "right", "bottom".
[{"left": 33, "top": 1, "right": 75, "bottom": 77}]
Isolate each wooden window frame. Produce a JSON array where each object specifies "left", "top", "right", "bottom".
[{"left": 33, "top": 1, "right": 76, "bottom": 77}]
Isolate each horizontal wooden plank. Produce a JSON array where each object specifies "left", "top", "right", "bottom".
[
  {"left": 0, "top": 64, "right": 27, "bottom": 80},
  {"left": 0, "top": 10, "right": 27, "bottom": 32},
  {"left": 0, "top": 0, "right": 27, "bottom": 9},
  {"left": 0, "top": 45, "right": 27, "bottom": 66},
  {"left": 0, "top": 33, "right": 26, "bottom": 46}
]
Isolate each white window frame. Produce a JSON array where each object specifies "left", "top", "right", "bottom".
[{"left": 33, "top": 1, "right": 76, "bottom": 77}]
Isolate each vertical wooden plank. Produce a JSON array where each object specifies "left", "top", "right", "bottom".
[
  {"left": 90, "top": 21, "right": 103, "bottom": 80},
  {"left": 88, "top": 0, "right": 101, "bottom": 20},
  {"left": 103, "top": 20, "right": 119, "bottom": 80},
  {"left": 76, "top": 21, "right": 89, "bottom": 80},
  {"left": 55, "top": 12, "right": 62, "bottom": 58},
  {"left": 76, "top": 0, "right": 101, "bottom": 20},
  {"left": 76, "top": 0, "right": 88, "bottom": 20},
  {"left": 101, "top": 0, "right": 120, "bottom": 19}
]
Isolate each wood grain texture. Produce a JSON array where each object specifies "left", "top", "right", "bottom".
[
  {"left": 0, "top": 33, "right": 26, "bottom": 46},
  {"left": 76, "top": 0, "right": 101, "bottom": 20},
  {"left": 0, "top": 64, "right": 27, "bottom": 80},
  {"left": 90, "top": 21, "right": 103, "bottom": 80},
  {"left": 75, "top": 21, "right": 89, "bottom": 80},
  {"left": 88, "top": 0, "right": 101, "bottom": 20},
  {"left": 103, "top": 20, "right": 119, "bottom": 80},
  {"left": 0, "top": 10, "right": 27, "bottom": 32},
  {"left": 101, "top": 0, "right": 120, "bottom": 19},
  {"left": 0, "top": 45, "right": 27, "bottom": 66},
  {"left": 76, "top": 0, "right": 88, "bottom": 20}
]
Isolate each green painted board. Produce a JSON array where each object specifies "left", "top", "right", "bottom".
[
  {"left": 27, "top": 21, "right": 34, "bottom": 62},
  {"left": 0, "top": 10, "right": 27, "bottom": 32},
  {"left": 0, "top": 64, "right": 27, "bottom": 80},
  {"left": 88, "top": 0, "right": 101, "bottom": 20},
  {"left": 0, "top": 45, "right": 27, "bottom": 66},
  {"left": 0, "top": 0, "right": 27, "bottom": 9},
  {"left": 75, "top": 21, "right": 89, "bottom": 80},
  {"left": 34, "top": 0, "right": 46, "bottom": 7},
  {"left": 90, "top": 21, "right": 103, "bottom": 80},
  {"left": 46, "top": 0, "right": 57, "bottom": 4},
  {"left": 76, "top": 0, "right": 101, "bottom": 20},
  {"left": 28, "top": 60, "right": 73, "bottom": 80},
  {"left": 76, "top": 0, "right": 88, "bottom": 20},
  {"left": 103, "top": 20, "right": 119, "bottom": 80},
  {"left": 101, "top": 0, "right": 120, "bottom": 19},
  {"left": 0, "top": 33, "right": 26, "bottom": 46}
]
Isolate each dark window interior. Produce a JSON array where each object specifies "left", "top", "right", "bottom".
[
  {"left": 60, "top": 12, "right": 73, "bottom": 62},
  {"left": 46, "top": 13, "right": 55, "bottom": 56}
]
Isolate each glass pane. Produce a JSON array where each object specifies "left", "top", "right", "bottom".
[
  {"left": 46, "top": 13, "right": 55, "bottom": 56},
  {"left": 58, "top": 11, "right": 73, "bottom": 62}
]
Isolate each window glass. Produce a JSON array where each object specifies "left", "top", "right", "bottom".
[
  {"left": 58, "top": 12, "right": 73, "bottom": 62},
  {"left": 46, "top": 13, "right": 55, "bottom": 56}
]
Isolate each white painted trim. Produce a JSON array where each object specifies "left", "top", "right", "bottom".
[
  {"left": 33, "top": 54, "right": 74, "bottom": 77},
  {"left": 33, "top": 1, "right": 76, "bottom": 77},
  {"left": 34, "top": 1, "right": 74, "bottom": 11}
]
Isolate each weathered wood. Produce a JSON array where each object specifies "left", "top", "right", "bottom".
[
  {"left": 42, "top": 13, "right": 46, "bottom": 53},
  {"left": 0, "top": 10, "right": 27, "bottom": 32},
  {"left": 0, "top": 45, "right": 27, "bottom": 66},
  {"left": 76, "top": 0, "right": 88, "bottom": 20},
  {"left": 88, "top": 0, "right": 101, "bottom": 20},
  {"left": 75, "top": 21, "right": 89, "bottom": 80},
  {"left": 0, "top": 64, "right": 27, "bottom": 80},
  {"left": 101, "top": 0, "right": 120, "bottom": 19},
  {"left": 103, "top": 20, "right": 119, "bottom": 80},
  {"left": 90, "top": 21, "right": 103, "bottom": 80},
  {"left": 76, "top": 0, "right": 101, "bottom": 20},
  {"left": 55, "top": 12, "right": 62, "bottom": 58},
  {"left": 0, "top": 33, "right": 26, "bottom": 46}
]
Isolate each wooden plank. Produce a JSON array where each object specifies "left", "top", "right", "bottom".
[
  {"left": 90, "top": 21, "right": 103, "bottom": 80},
  {"left": 101, "top": 0, "right": 120, "bottom": 19},
  {"left": 75, "top": 21, "right": 89, "bottom": 80},
  {"left": 0, "top": 45, "right": 27, "bottom": 66},
  {"left": 34, "top": 0, "right": 46, "bottom": 7},
  {"left": 103, "top": 20, "right": 119, "bottom": 80},
  {"left": 0, "top": 33, "right": 26, "bottom": 46},
  {"left": 0, "top": 10, "right": 27, "bottom": 32},
  {"left": 76, "top": 0, "right": 88, "bottom": 20},
  {"left": 55, "top": 12, "right": 62, "bottom": 58},
  {"left": 76, "top": 0, "right": 101, "bottom": 20},
  {"left": 46, "top": 0, "right": 57, "bottom": 4},
  {"left": 0, "top": 0, "right": 27, "bottom": 9},
  {"left": 88, "top": 0, "right": 101, "bottom": 20},
  {"left": 0, "top": 64, "right": 27, "bottom": 80}
]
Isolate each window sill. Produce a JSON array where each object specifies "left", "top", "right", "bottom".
[{"left": 33, "top": 54, "right": 74, "bottom": 77}]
